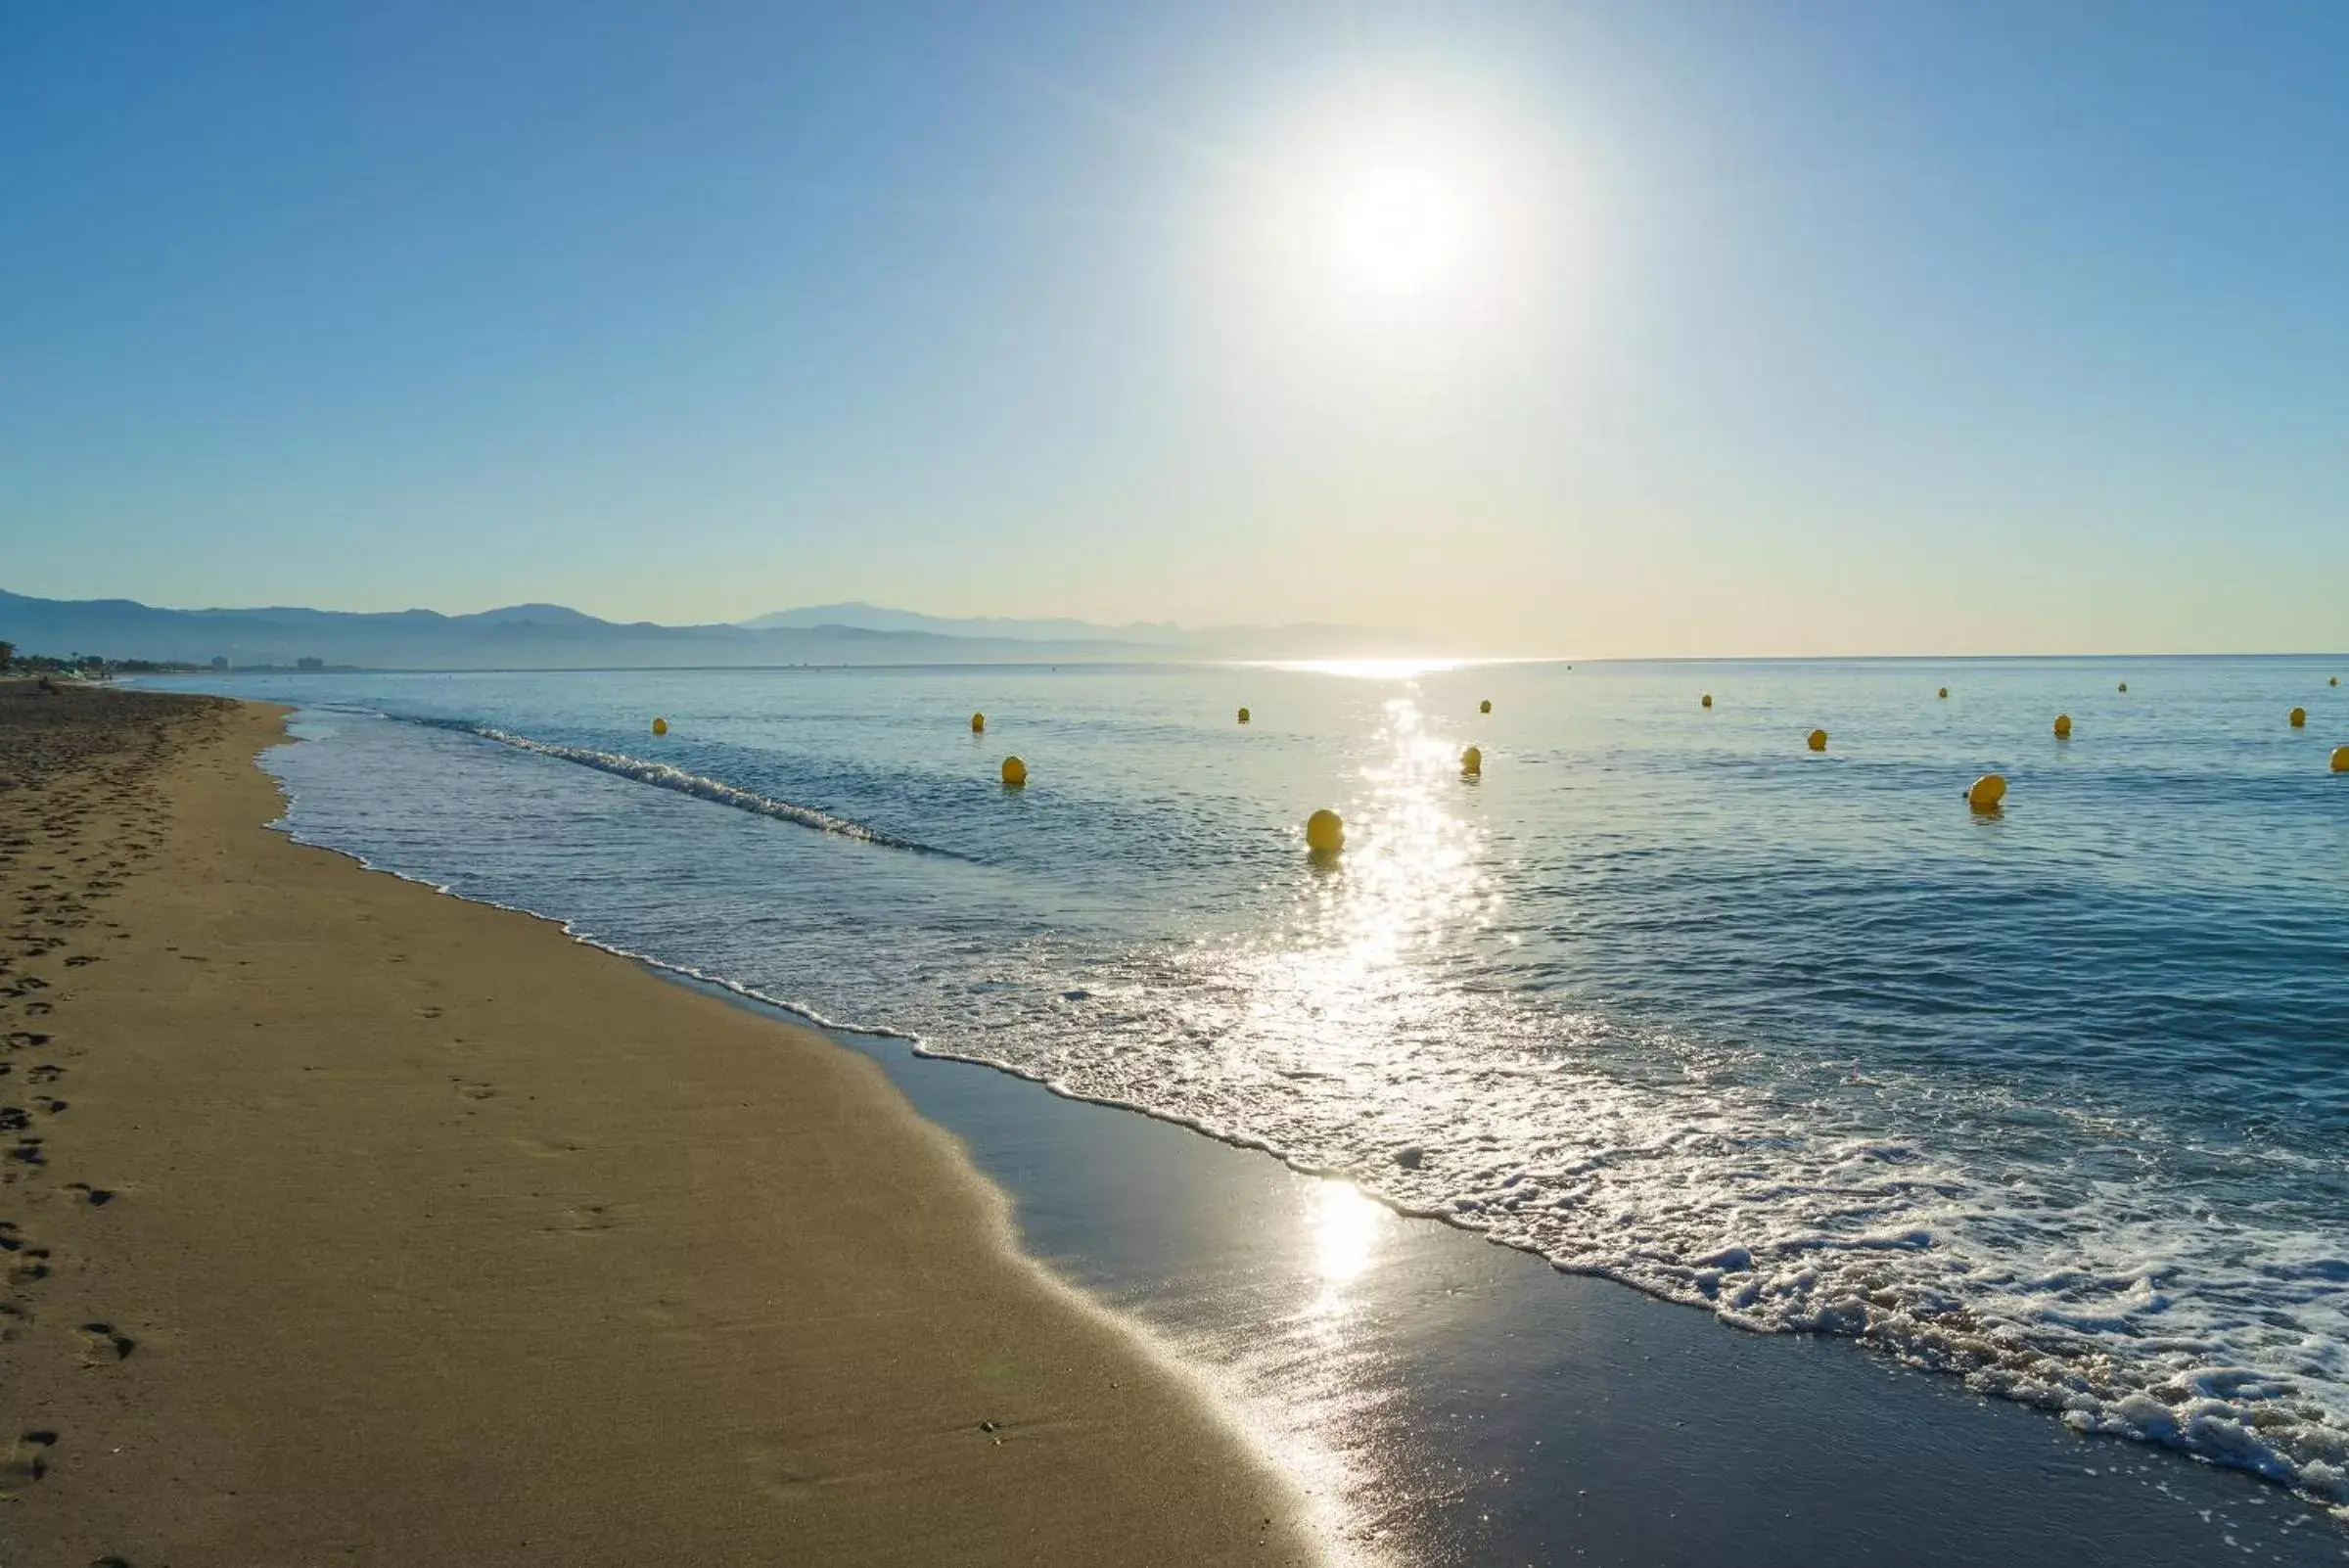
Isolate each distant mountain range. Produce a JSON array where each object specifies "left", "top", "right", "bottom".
[
  {"left": 0, "top": 588, "right": 1426, "bottom": 670},
  {"left": 737, "top": 602, "right": 1189, "bottom": 646}
]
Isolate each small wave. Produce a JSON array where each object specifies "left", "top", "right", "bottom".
[{"left": 414, "top": 719, "right": 952, "bottom": 855}]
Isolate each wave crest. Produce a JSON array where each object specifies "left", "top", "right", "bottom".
[{"left": 422, "top": 720, "right": 949, "bottom": 854}]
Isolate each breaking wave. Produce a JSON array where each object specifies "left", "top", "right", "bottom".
[{"left": 412, "top": 719, "right": 953, "bottom": 856}]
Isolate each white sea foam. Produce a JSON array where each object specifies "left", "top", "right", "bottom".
[
  {"left": 434, "top": 721, "right": 947, "bottom": 854},
  {"left": 938, "top": 964, "right": 2349, "bottom": 1519}
]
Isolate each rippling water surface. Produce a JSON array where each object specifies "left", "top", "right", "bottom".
[{"left": 153, "top": 658, "right": 2349, "bottom": 1511}]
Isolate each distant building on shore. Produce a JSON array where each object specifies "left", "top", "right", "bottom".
[
  {"left": 211, "top": 655, "right": 229, "bottom": 670},
  {"left": 297, "top": 656, "right": 324, "bottom": 670}
]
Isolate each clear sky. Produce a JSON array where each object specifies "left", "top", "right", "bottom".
[{"left": 4, "top": 2, "right": 2344, "bottom": 655}]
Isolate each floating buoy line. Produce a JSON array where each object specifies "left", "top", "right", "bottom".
[{"left": 953, "top": 678, "right": 2348, "bottom": 845}]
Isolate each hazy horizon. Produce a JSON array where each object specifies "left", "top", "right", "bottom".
[
  {"left": 6, "top": 3, "right": 2345, "bottom": 657},
  {"left": 10, "top": 582, "right": 2343, "bottom": 665}
]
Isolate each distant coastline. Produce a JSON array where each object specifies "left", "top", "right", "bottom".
[{"left": 0, "top": 586, "right": 1434, "bottom": 671}]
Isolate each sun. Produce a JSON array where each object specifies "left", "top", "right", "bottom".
[
  {"left": 1328, "top": 161, "right": 1476, "bottom": 302},
  {"left": 1216, "top": 80, "right": 1567, "bottom": 375}
]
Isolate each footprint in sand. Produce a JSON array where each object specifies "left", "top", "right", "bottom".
[
  {"left": 0, "top": 1430, "right": 58, "bottom": 1492},
  {"left": 64, "top": 1181, "right": 115, "bottom": 1208},
  {"left": 27, "top": 1064, "right": 63, "bottom": 1085},
  {"left": 551, "top": 1203, "right": 618, "bottom": 1233},
  {"left": 511, "top": 1135, "right": 584, "bottom": 1159},
  {"left": 75, "top": 1321, "right": 135, "bottom": 1363},
  {"left": 741, "top": 1440, "right": 847, "bottom": 1501}
]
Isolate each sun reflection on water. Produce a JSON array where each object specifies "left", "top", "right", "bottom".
[
  {"left": 1307, "top": 1179, "right": 1390, "bottom": 1318},
  {"left": 1122, "top": 689, "right": 1510, "bottom": 1562},
  {"left": 1254, "top": 657, "right": 1478, "bottom": 680},
  {"left": 1247, "top": 694, "right": 1499, "bottom": 1075}
]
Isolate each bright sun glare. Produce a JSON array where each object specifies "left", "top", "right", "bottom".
[
  {"left": 1329, "top": 162, "right": 1475, "bottom": 300},
  {"left": 1226, "top": 83, "right": 1560, "bottom": 369}
]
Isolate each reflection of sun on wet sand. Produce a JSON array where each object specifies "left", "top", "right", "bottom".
[{"left": 0, "top": 686, "right": 1321, "bottom": 1567}]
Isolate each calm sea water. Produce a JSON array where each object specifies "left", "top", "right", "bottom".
[{"left": 152, "top": 657, "right": 2349, "bottom": 1512}]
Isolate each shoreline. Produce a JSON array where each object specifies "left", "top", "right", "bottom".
[
  {"left": 277, "top": 751, "right": 2349, "bottom": 1541},
  {"left": 263, "top": 797, "right": 2349, "bottom": 1556},
  {"left": 0, "top": 689, "right": 1325, "bottom": 1566},
  {"left": 834, "top": 1010, "right": 2349, "bottom": 1566}
]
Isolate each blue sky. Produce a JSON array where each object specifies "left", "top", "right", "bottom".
[{"left": 4, "top": 1, "right": 2343, "bottom": 654}]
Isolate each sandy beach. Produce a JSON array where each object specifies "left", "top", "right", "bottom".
[{"left": 0, "top": 685, "right": 1321, "bottom": 1566}]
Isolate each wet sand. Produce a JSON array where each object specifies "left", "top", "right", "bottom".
[{"left": 0, "top": 686, "right": 1321, "bottom": 1566}]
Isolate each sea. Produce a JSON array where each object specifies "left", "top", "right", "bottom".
[{"left": 148, "top": 656, "right": 2349, "bottom": 1524}]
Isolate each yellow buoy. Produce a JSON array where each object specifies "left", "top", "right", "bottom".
[
  {"left": 2332, "top": 676, "right": 2340, "bottom": 687},
  {"left": 1807, "top": 728, "right": 1827, "bottom": 752},
  {"left": 1237, "top": 707, "right": 1251, "bottom": 724},
  {"left": 1000, "top": 756, "right": 1027, "bottom": 788},
  {"left": 2289, "top": 707, "right": 2307, "bottom": 728},
  {"left": 2333, "top": 746, "right": 2349, "bottom": 773},
  {"left": 970, "top": 712, "right": 986, "bottom": 733},
  {"left": 1306, "top": 808, "right": 1344, "bottom": 855},
  {"left": 2053, "top": 714, "right": 2072, "bottom": 738},
  {"left": 1701, "top": 694, "right": 1713, "bottom": 709},
  {"left": 1479, "top": 699, "right": 1493, "bottom": 715},
  {"left": 1966, "top": 773, "right": 2006, "bottom": 811},
  {"left": 2117, "top": 681, "right": 2128, "bottom": 693},
  {"left": 651, "top": 716, "right": 668, "bottom": 736},
  {"left": 1461, "top": 745, "right": 1482, "bottom": 775},
  {"left": 1937, "top": 687, "right": 1949, "bottom": 699}
]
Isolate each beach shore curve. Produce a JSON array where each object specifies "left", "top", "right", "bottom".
[{"left": 0, "top": 686, "right": 1323, "bottom": 1566}]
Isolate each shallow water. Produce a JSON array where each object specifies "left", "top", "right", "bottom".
[{"left": 149, "top": 657, "right": 2349, "bottom": 1514}]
